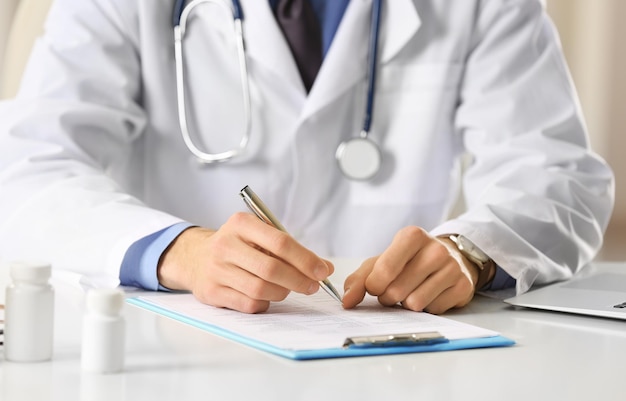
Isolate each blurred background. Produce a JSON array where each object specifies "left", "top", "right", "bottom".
[{"left": 0, "top": 0, "right": 624, "bottom": 260}]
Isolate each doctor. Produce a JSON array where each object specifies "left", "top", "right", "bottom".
[{"left": 0, "top": 0, "right": 615, "bottom": 314}]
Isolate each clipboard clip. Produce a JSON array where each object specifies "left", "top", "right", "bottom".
[{"left": 343, "top": 331, "right": 449, "bottom": 348}]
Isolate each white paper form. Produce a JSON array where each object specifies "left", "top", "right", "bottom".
[{"left": 134, "top": 291, "right": 500, "bottom": 351}]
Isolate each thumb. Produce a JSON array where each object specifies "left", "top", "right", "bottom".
[{"left": 342, "top": 258, "right": 375, "bottom": 309}]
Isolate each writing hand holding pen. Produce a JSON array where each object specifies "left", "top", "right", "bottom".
[
  {"left": 156, "top": 187, "right": 338, "bottom": 314},
  {"left": 239, "top": 186, "right": 342, "bottom": 302}
]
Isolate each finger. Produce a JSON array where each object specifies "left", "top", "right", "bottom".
[
  {"left": 217, "top": 258, "right": 294, "bottom": 302},
  {"left": 421, "top": 281, "right": 475, "bottom": 315},
  {"left": 216, "top": 213, "right": 323, "bottom": 294},
  {"left": 342, "top": 258, "right": 375, "bottom": 309},
  {"left": 322, "top": 259, "right": 335, "bottom": 276},
  {"left": 191, "top": 256, "right": 291, "bottom": 304},
  {"left": 401, "top": 266, "right": 458, "bottom": 313},
  {"left": 193, "top": 284, "right": 271, "bottom": 314},
  {"left": 365, "top": 227, "right": 430, "bottom": 296},
  {"left": 404, "top": 242, "right": 474, "bottom": 314},
  {"left": 237, "top": 246, "right": 320, "bottom": 296},
  {"left": 230, "top": 212, "right": 330, "bottom": 282},
  {"left": 376, "top": 263, "right": 429, "bottom": 307},
  {"left": 376, "top": 238, "right": 450, "bottom": 306}
]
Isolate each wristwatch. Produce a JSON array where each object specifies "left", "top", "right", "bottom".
[{"left": 445, "top": 234, "right": 494, "bottom": 290}]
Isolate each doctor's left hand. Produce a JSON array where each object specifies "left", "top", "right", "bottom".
[
  {"left": 341, "top": 226, "right": 484, "bottom": 315},
  {"left": 156, "top": 213, "right": 334, "bottom": 314}
]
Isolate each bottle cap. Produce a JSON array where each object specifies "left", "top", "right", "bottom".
[
  {"left": 86, "top": 288, "right": 125, "bottom": 316},
  {"left": 10, "top": 261, "right": 51, "bottom": 284}
]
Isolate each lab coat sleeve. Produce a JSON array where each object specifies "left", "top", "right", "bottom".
[
  {"left": 429, "top": 0, "right": 615, "bottom": 293},
  {"left": 0, "top": 0, "right": 182, "bottom": 288}
]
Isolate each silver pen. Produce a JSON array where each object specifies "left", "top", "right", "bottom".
[{"left": 239, "top": 185, "right": 342, "bottom": 303}]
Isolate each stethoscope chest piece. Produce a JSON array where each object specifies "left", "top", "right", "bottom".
[{"left": 336, "top": 136, "right": 382, "bottom": 181}]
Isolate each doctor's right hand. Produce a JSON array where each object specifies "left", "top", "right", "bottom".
[{"left": 156, "top": 212, "right": 333, "bottom": 313}]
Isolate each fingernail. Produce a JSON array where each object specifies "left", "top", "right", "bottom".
[
  {"left": 314, "top": 264, "right": 328, "bottom": 280},
  {"left": 307, "top": 282, "right": 319, "bottom": 294},
  {"left": 341, "top": 288, "right": 351, "bottom": 307}
]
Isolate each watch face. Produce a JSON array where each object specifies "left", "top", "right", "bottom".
[
  {"left": 457, "top": 235, "right": 473, "bottom": 252},
  {"left": 457, "top": 235, "right": 489, "bottom": 264}
]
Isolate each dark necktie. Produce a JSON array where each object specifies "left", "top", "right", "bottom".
[{"left": 274, "top": 0, "right": 323, "bottom": 92}]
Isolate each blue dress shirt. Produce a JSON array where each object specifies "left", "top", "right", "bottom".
[
  {"left": 119, "top": 0, "right": 516, "bottom": 292},
  {"left": 268, "top": 0, "right": 350, "bottom": 56}
]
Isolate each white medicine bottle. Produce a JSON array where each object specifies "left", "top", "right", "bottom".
[
  {"left": 4, "top": 261, "right": 55, "bottom": 362},
  {"left": 81, "top": 288, "right": 126, "bottom": 373}
]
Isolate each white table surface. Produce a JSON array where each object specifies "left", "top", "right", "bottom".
[{"left": 1, "top": 259, "right": 625, "bottom": 401}]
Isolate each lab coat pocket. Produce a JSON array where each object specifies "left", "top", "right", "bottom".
[
  {"left": 377, "top": 62, "right": 464, "bottom": 93},
  {"left": 348, "top": 62, "right": 463, "bottom": 208}
]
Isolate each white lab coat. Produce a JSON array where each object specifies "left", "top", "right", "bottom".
[{"left": 0, "top": 0, "right": 614, "bottom": 293}]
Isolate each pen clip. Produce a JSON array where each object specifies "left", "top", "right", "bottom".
[{"left": 239, "top": 185, "right": 287, "bottom": 232}]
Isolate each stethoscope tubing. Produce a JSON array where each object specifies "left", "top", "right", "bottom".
[
  {"left": 362, "top": 0, "right": 382, "bottom": 137},
  {"left": 174, "top": 0, "right": 250, "bottom": 163},
  {"left": 173, "top": 0, "right": 383, "bottom": 179}
]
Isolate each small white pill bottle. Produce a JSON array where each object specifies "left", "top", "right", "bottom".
[
  {"left": 80, "top": 288, "right": 126, "bottom": 374},
  {"left": 4, "top": 261, "right": 55, "bottom": 362}
]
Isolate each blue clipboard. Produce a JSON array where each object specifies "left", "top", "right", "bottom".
[{"left": 127, "top": 296, "right": 515, "bottom": 360}]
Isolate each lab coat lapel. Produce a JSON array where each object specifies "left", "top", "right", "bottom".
[
  {"left": 301, "top": 0, "right": 421, "bottom": 121},
  {"left": 378, "top": 0, "right": 422, "bottom": 64},
  {"left": 240, "top": 0, "right": 305, "bottom": 93},
  {"left": 238, "top": 0, "right": 421, "bottom": 118}
]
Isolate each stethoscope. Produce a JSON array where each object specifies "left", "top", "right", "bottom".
[{"left": 173, "top": 0, "right": 383, "bottom": 180}]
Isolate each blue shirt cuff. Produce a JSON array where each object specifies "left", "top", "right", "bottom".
[
  {"left": 119, "top": 222, "right": 195, "bottom": 291},
  {"left": 485, "top": 266, "right": 516, "bottom": 291}
]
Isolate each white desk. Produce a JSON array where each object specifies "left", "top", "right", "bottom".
[{"left": 1, "top": 260, "right": 625, "bottom": 401}]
